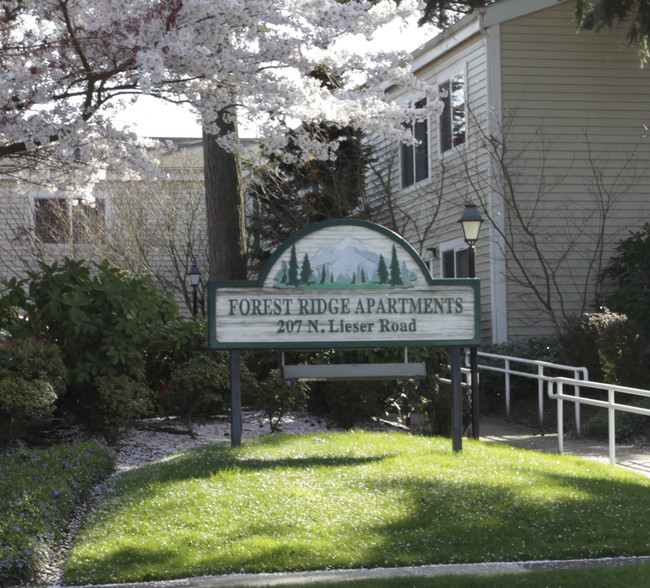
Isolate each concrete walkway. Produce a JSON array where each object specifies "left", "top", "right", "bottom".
[
  {"left": 479, "top": 416, "right": 650, "bottom": 478},
  {"left": 71, "top": 556, "right": 650, "bottom": 587},
  {"left": 62, "top": 417, "right": 650, "bottom": 588}
]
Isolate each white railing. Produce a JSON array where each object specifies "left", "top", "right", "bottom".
[
  {"left": 547, "top": 377, "right": 650, "bottom": 466},
  {"left": 466, "top": 351, "right": 588, "bottom": 434},
  {"left": 440, "top": 366, "right": 472, "bottom": 389}
]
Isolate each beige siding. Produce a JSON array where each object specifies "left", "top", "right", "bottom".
[
  {"left": 0, "top": 187, "right": 36, "bottom": 279},
  {"left": 366, "top": 28, "right": 494, "bottom": 342},
  {"left": 0, "top": 140, "right": 207, "bottom": 316},
  {"left": 367, "top": 0, "right": 650, "bottom": 344},
  {"left": 498, "top": 1, "right": 650, "bottom": 338}
]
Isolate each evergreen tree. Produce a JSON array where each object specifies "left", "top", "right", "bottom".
[
  {"left": 287, "top": 245, "right": 300, "bottom": 286},
  {"left": 389, "top": 245, "right": 403, "bottom": 286},
  {"left": 400, "top": 261, "right": 413, "bottom": 287},
  {"left": 300, "top": 253, "right": 313, "bottom": 285},
  {"left": 377, "top": 255, "right": 388, "bottom": 284},
  {"left": 246, "top": 70, "right": 371, "bottom": 276}
]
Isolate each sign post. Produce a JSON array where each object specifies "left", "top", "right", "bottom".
[
  {"left": 230, "top": 350, "right": 242, "bottom": 447},
  {"left": 209, "top": 220, "right": 481, "bottom": 449}
]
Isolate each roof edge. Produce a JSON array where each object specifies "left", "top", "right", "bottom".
[{"left": 483, "top": 0, "right": 568, "bottom": 27}]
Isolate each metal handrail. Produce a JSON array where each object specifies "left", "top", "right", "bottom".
[
  {"left": 466, "top": 351, "right": 588, "bottom": 433},
  {"left": 547, "top": 376, "right": 650, "bottom": 465}
]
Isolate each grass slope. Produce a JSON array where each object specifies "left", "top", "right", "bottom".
[{"left": 65, "top": 431, "right": 650, "bottom": 584}]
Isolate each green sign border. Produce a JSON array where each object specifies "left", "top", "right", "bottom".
[{"left": 209, "top": 219, "right": 481, "bottom": 349}]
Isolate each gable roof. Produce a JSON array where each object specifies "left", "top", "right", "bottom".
[
  {"left": 410, "top": 0, "right": 569, "bottom": 74},
  {"left": 483, "top": 0, "right": 566, "bottom": 27}
]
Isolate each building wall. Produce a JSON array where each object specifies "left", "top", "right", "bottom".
[
  {"left": 497, "top": 0, "right": 650, "bottom": 337},
  {"left": 366, "top": 17, "right": 495, "bottom": 343},
  {"left": 0, "top": 139, "right": 207, "bottom": 317}
]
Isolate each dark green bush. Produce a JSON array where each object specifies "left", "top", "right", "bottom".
[
  {"left": 168, "top": 352, "right": 231, "bottom": 436},
  {"left": 600, "top": 222, "right": 650, "bottom": 340},
  {"left": 0, "top": 442, "right": 115, "bottom": 585},
  {"left": 241, "top": 352, "right": 310, "bottom": 432},
  {"left": 90, "top": 375, "right": 153, "bottom": 444},
  {"left": 561, "top": 309, "right": 649, "bottom": 440},
  {"left": 298, "top": 346, "right": 448, "bottom": 431},
  {"left": 323, "top": 380, "right": 392, "bottom": 429},
  {"left": 589, "top": 311, "right": 648, "bottom": 387},
  {"left": 560, "top": 309, "right": 648, "bottom": 388},
  {"left": 252, "top": 368, "right": 310, "bottom": 432},
  {"left": 0, "top": 377, "right": 58, "bottom": 452},
  {"left": 583, "top": 400, "right": 650, "bottom": 443},
  {"left": 0, "top": 258, "right": 180, "bottom": 425},
  {"left": 145, "top": 318, "right": 208, "bottom": 404},
  {"left": 558, "top": 314, "right": 602, "bottom": 381},
  {"left": 0, "top": 338, "right": 66, "bottom": 397}
]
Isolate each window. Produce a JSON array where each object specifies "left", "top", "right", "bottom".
[
  {"left": 34, "top": 198, "right": 105, "bottom": 244},
  {"left": 400, "top": 98, "right": 429, "bottom": 188},
  {"left": 439, "top": 73, "right": 466, "bottom": 154},
  {"left": 72, "top": 200, "right": 106, "bottom": 244},
  {"left": 440, "top": 239, "right": 469, "bottom": 278},
  {"left": 34, "top": 198, "right": 69, "bottom": 243}
]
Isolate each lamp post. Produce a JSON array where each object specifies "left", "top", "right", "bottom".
[
  {"left": 188, "top": 264, "right": 201, "bottom": 316},
  {"left": 458, "top": 202, "right": 483, "bottom": 439}
]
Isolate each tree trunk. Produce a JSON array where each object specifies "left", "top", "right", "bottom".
[{"left": 202, "top": 114, "right": 247, "bottom": 281}]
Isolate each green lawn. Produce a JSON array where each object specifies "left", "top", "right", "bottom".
[{"left": 64, "top": 431, "right": 650, "bottom": 585}]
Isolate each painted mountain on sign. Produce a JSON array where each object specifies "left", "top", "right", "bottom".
[
  {"left": 311, "top": 236, "right": 378, "bottom": 281},
  {"left": 273, "top": 236, "right": 417, "bottom": 288}
]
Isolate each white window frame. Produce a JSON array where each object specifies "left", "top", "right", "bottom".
[
  {"left": 399, "top": 97, "right": 431, "bottom": 190},
  {"left": 439, "top": 237, "right": 470, "bottom": 278},
  {"left": 437, "top": 65, "right": 468, "bottom": 158},
  {"left": 31, "top": 193, "right": 106, "bottom": 245}
]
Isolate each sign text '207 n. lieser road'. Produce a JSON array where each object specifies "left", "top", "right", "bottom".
[{"left": 209, "top": 220, "right": 481, "bottom": 350}]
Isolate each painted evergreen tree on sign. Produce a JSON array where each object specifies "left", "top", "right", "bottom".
[
  {"left": 389, "top": 245, "right": 403, "bottom": 286},
  {"left": 300, "top": 254, "right": 313, "bottom": 285},
  {"left": 377, "top": 255, "right": 389, "bottom": 284},
  {"left": 288, "top": 246, "right": 300, "bottom": 286}
]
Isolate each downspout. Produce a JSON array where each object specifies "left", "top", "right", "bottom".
[{"left": 481, "top": 9, "right": 508, "bottom": 343}]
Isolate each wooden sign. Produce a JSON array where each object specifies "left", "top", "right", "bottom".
[{"left": 209, "top": 220, "right": 480, "bottom": 349}]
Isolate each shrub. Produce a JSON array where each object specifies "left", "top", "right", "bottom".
[
  {"left": 0, "top": 338, "right": 66, "bottom": 397},
  {"left": 299, "top": 346, "right": 448, "bottom": 431},
  {"left": 0, "top": 377, "right": 58, "bottom": 452},
  {"left": 252, "top": 368, "right": 309, "bottom": 432},
  {"left": 0, "top": 442, "right": 115, "bottom": 585},
  {"left": 145, "top": 318, "right": 208, "bottom": 405},
  {"left": 0, "top": 258, "right": 180, "bottom": 425},
  {"left": 558, "top": 314, "right": 602, "bottom": 381},
  {"left": 600, "top": 222, "right": 650, "bottom": 340},
  {"left": 241, "top": 352, "right": 310, "bottom": 432},
  {"left": 583, "top": 401, "right": 650, "bottom": 443},
  {"left": 323, "top": 380, "right": 392, "bottom": 429},
  {"left": 560, "top": 309, "right": 648, "bottom": 388},
  {"left": 90, "top": 376, "right": 153, "bottom": 445},
  {"left": 561, "top": 309, "right": 649, "bottom": 439},
  {"left": 168, "top": 352, "right": 231, "bottom": 436},
  {"left": 588, "top": 310, "right": 648, "bottom": 387}
]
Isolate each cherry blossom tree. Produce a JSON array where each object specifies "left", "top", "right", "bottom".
[{"left": 1, "top": 0, "right": 442, "bottom": 279}]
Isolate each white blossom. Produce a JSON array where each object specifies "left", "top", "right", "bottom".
[{"left": 0, "top": 0, "right": 441, "bottom": 190}]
